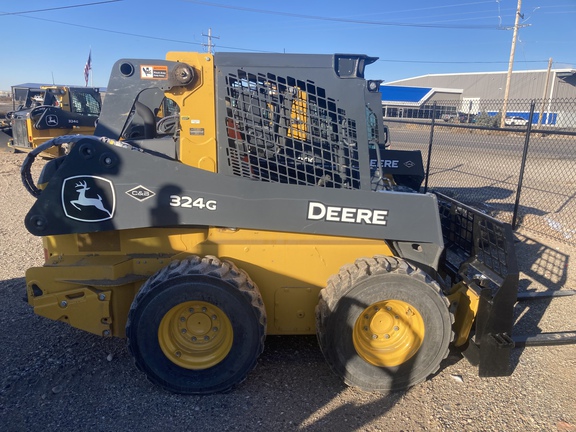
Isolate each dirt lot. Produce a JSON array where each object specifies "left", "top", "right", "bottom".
[{"left": 0, "top": 145, "right": 575, "bottom": 431}]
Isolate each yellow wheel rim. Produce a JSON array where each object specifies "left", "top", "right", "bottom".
[
  {"left": 158, "top": 301, "right": 233, "bottom": 370},
  {"left": 353, "top": 300, "right": 425, "bottom": 367}
]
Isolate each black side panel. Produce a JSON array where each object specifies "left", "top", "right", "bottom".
[
  {"left": 94, "top": 59, "right": 189, "bottom": 140},
  {"left": 34, "top": 106, "right": 97, "bottom": 129},
  {"left": 25, "top": 138, "right": 445, "bottom": 270},
  {"left": 371, "top": 149, "right": 425, "bottom": 191}
]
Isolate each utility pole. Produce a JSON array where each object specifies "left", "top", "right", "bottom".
[
  {"left": 202, "top": 28, "right": 219, "bottom": 54},
  {"left": 537, "top": 57, "right": 553, "bottom": 128},
  {"left": 500, "top": 0, "right": 523, "bottom": 128}
]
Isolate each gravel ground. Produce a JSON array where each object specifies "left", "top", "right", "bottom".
[{"left": 0, "top": 144, "right": 575, "bottom": 432}]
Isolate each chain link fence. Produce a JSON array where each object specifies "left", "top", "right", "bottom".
[{"left": 384, "top": 98, "right": 576, "bottom": 244}]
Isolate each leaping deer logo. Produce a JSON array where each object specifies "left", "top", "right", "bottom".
[{"left": 70, "top": 180, "right": 112, "bottom": 217}]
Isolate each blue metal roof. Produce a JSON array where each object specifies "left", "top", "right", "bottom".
[{"left": 380, "top": 85, "right": 432, "bottom": 103}]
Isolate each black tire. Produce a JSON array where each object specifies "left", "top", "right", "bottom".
[
  {"left": 126, "top": 255, "right": 266, "bottom": 394},
  {"left": 316, "top": 256, "right": 453, "bottom": 392}
]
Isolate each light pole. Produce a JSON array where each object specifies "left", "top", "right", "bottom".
[{"left": 500, "top": 0, "right": 523, "bottom": 128}]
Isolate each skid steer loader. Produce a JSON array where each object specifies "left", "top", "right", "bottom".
[
  {"left": 8, "top": 85, "right": 102, "bottom": 158},
  {"left": 21, "top": 52, "right": 574, "bottom": 395}
]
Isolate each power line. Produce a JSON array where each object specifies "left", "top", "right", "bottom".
[
  {"left": 375, "top": 3, "right": 514, "bottom": 23},
  {"left": 8, "top": 13, "right": 271, "bottom": 52},
  {"left": 0, "top": 0, "right": 122, "bottom": 16},
  {"left": 373, "top": 1, "right": 496, "bottom": 15},
  {"left": 183, "top": 0, "right": 515, "bottom": 30},
  {"left": 3, "top": 11, "right": 564, "bottom": 65},
  {"left": 2, "top": 1, "right": 570, "bottom": 64},
  {"left": 378, "top": 59, "right": 550, "bottom": 64}
]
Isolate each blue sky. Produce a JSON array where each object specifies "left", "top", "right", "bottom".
[{"left": 1, "top": 0, "right": 574, "bottom": 91}]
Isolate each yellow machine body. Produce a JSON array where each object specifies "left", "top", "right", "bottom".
[{"left": 27, "top": 228, "right": 394, "bottom": 337}]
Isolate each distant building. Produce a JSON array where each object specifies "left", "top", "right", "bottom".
[{"left": 381, "top": 69, "right": 576, "bottom": 127}]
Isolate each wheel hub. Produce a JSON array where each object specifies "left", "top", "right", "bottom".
[
  {"left": 353, "top": 299, "right": 425, "bottom": 367},
  {"left": 159, "top": 301, "right": 233, "bottom": 370},
  {"left": 187, "top": 312, "right": 212, "bottom": 336}
]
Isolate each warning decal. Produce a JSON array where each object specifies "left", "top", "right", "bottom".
[{"left": 140, "top": 65, "right": 168, "bottom": 80}]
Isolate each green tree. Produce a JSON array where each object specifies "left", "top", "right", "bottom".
[{"left": 475, "top": 110, "right": 502, "bottom": 127}]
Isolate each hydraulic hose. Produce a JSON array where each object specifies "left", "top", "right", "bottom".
[{"left": 21, "top": 135, "right": 143, "bottom": 198}]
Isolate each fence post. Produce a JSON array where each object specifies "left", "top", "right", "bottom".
[
  {"left": 512, "top": 101, "right": 536, "bottom": 230},
  {"left": 424, "top": 102, "right": 436, "bottom": 193}
]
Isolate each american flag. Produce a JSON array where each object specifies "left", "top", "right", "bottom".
[{"left": 84, "top": 50, "right": 92, "bottom": 86}]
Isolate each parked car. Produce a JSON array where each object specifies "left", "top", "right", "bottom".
[
  {"left": 505, "top": 116, "right": 528, "bottom": 126},
  {"left": 458, "top": 112, "right": 476, "bottom": 123},
  {"left": 441, "top": 113, "right": 476, "bottom": 123}
]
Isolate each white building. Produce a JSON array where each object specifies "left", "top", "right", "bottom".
[{"left": 381, "top": 69, "right": 576, "bottom": 127}]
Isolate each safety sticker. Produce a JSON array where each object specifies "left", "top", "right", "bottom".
[
  {"left": 140, "top": 65, "right": 168, "bottom": 80},
  {"left": 189, "top": 128, "right": 205, "bottom": 136}
]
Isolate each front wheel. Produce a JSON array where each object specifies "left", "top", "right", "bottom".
[
  {"left": 126, "top": 256, "right": 266, "bottom": 394},
  {"left": 316, "top": 256, "right": 453, "bottom": 392}
]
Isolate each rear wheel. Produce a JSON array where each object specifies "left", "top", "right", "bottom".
[
  {"left": 316, "top": 256, "right": 453, "bottom": 392},
  {"left": 126, "top": 256, "right": 266, "bottom": 394}
]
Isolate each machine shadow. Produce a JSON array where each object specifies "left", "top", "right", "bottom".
[{"left": 507, "top": 232, "right": 573, "bottom": 372}]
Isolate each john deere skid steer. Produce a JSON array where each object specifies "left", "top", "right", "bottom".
[
  {"left": 9, "top": 85, "right": 101, "bottom": 158},
  {"left": 22, "top": 52, "right": 556, "bottom": 395}
]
